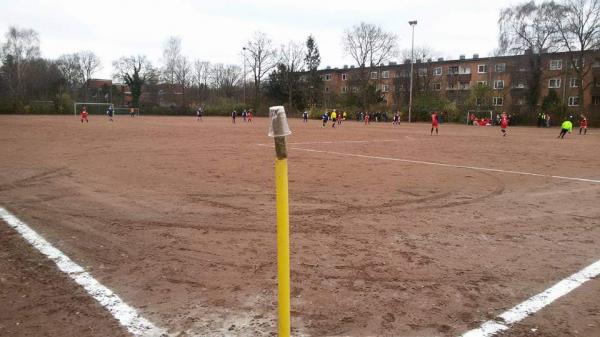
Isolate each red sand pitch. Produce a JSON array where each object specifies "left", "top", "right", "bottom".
[{"left": 0, "top": 115, "right": 599, "bottom": 337}]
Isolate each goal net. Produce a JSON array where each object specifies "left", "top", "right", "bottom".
[
  {"left": 467, "top": 110, "right": 493, "bottom": 126},
  {"left": 114, "top": 107, "right": 140, "bottom": 117},
  {"left": 74, "top": 102, "right": 112, "bottom": 116}
]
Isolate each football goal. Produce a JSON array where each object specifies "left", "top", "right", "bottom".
[
  {"left": 467, "top": 110, "right": 493, "bottom": 126},
  {"left": 73, "top": 102, "right": 112, "bottom": 116},
  {"left": 114, "top": 107, "right": 140, "bottom": 117}
]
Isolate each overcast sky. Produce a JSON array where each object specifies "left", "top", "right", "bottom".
[{"left": 1, "top": 0, "right": 520, "bottom": 79}]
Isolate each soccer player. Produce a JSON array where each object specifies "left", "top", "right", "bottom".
[
  {"left": 579, "top": 115, "right": 588, "bottom": 135},
  {"left": 364, "top": 112, "right": 370, "bottom": 125},
  {"left": 558, "top": 116, "right": 573, "bottom": 139},
  {"left": 106, "top": 105, "right": 114, "bottom": 122},
  {"left": 129, "top": 107, "right": 135, "bottom": 117},
  {"left": 242, "top": 109, "right": 247, "bottom": 122},
  {"left": 247, "top": 110, "right": 253, "bottom": 123},
  {"left": 331, "top": 110, "right": 337, "bottom": 128},
  {"left": 196, "top": 106, "right": 203, "bottom": 122},
  {"left": 430, "top": 111, "right": 439, "bottom": 135},
  {"left": 321, "top": 112, "right": 328, "bottom": 127},
  {"left": 231, "top": 109, "right": 237, "bottom": 124},
  {"left": 80, "top": 105, "right": 89, "bottom": 123},
  {"left": 302, "top": 110, "right": 308, "bottom": 123},
  {"left": 500, "top": 112, "right": 509, "bottom": 137},
  {"left": 393, "top": 111, "right": 400, "bottom": 126}
]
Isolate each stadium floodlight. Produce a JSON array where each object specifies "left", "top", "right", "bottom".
[{"left": 408, "top": 20, "right": 417, "bottom": 124}]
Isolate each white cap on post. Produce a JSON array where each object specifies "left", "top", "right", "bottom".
[{"left": 268, "top": 106, "right": 292, "bottom": 138}]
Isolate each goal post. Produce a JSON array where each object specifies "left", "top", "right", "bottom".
[{"left": 467, "top": 110, "right": 493, "bottom": 126}]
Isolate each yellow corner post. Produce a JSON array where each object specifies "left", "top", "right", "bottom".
[{"left": 269, "top": 106, "right": 292, "bottom": 337}]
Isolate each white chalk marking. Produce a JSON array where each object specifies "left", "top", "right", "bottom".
[
  {"left": 286, "top": 147, "right": 600, "bottom": 184},
  {"left": 0, "top": 207, "right": 167, "bottom": 337},
  {"left": 256, "top": 139, "right": 403, "bottom": 146},
  {"left": 461, "top": 259, "right": 600, "bottom": 337}
]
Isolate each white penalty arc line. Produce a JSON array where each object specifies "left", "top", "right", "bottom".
[
  {"left": 0, "top": 207, "right": 167, "bottom": 337},
  {"left": 287, "top": 147, "right": 600, "bottom": 184},
  {"left": 460, "top": 259, "right": 600, "bottom": 337}
]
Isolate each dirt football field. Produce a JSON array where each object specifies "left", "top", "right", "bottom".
[{"left": 0, "top": 115, "right": 599, "bottom": 337}]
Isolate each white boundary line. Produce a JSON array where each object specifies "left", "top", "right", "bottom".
[
  {"left": 460, "top": 259, "right": 600, "bottom": 337},
  {"left": 0, "top": 207, "right": 168, "bottom": 337},
  {"left": 279, "top": 147, "right": 600, "bottom": 184},
  {"left": 257, "top": 139, "right": 404, "bottom": 146}
]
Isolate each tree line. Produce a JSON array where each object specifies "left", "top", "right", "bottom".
[{"left": 0, "top": 0, "right": 598, "bottom": 117}]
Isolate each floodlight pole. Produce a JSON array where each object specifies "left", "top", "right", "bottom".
[
  {"left": 243, "top": 47, "right": 247, "bottom": 106},
  {"left": 408, "top": 20, "right": 417, "bottom": 124}
]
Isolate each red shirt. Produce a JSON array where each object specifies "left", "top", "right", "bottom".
[
  {"left": 431, "top": 113, "right": 438, "bottom": 125},
  {"left": 580, "top": 119, "right": 588, "bottom": 127}
]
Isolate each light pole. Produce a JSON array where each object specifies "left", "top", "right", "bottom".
[
  {"left": 242, "top": 47, "right": 247, "bottom": 106},
  {"left": 408, "top": 20, "right": 417, "bottom": 123}
]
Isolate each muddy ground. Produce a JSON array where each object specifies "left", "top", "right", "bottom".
[{"left": 0, "top": 115, "right": 598, "bottom": 337}]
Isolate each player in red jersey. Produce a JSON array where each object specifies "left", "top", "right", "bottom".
[
  {"left": 364, "top": 113, "right": 370, "bottom": 125},
  {"left": 80, "top": 105, "right": 89, "bottom": 123},
  {"left": 500, "top": 111, "right": 509, "bottom": 137},
  {"left": 247, "top": 110, "right": 253, "bottom": 123},
  {"left": 430, "top": 111, "right": 439, "bottom": 135},
  {"left": 579, "top": 115, "right": 588, "bottom": 135}
]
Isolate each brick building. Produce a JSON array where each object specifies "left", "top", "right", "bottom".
[{"left": 317, "top": 51, "right": 600, "bottom": 123}]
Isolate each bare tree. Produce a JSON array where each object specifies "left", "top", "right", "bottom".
[
  {"left": 401, "top": 46, "right": 438, "bottom": 63},
  {"left": 161, "top": 36, "right": 182, "bottom": 85},
  {"left": 0, "top": 26, "right": 40, "bottom": 104},
  {"left": 112, "top": 55, "right": 156, "bottom": 108},
  {"left": 193, "top": 60, "right": 211, "bottom": 101},
  {"left": 342, "top": 22, "right": 398, "bottom": 109},
  {"left": 279, "top": 40, "right": 305, "bottom": 111},
  {"left": 552, "top": 0, "right": 600, "bottom": 113},
  {"left": 244, "top": 31, "right": 278, "bottom": 109},
  {"left": 78, "top": 50, "right": 101, "bottom": 100},
  {"left": 210, "top": 63, "right": 241, "bottom": 98},
  {"left": 174, "top": 56, "right": 192, "bottom": 107},
  {"left": 57, "top": 53, "right": 83, "bottom": 89},
  {"left": 498, "top": 1, "right": 559, "bottom": 113}
]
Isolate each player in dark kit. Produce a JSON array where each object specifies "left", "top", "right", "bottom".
[
  {"left": 430, "top": 111, "right": 439, "bottom": 135},
  {"left": 303, "top": 110, "right": 308, "bottom": 123},
  {"left": 231, "top": 110, "right": 237, "bottom": 124},
  {"left": 106, "top": 105, "right": 114, "bottom": 122}
]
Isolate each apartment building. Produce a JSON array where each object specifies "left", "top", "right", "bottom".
[{"left": 318, "top": 51, "right": 600, "bottom": 120}]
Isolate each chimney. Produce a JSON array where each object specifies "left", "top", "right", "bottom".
[
  {"left": 388, "top": 61, "right": 397, "bottom": 66},
  {"left": 326, "top": 66, "right": 331, "bottom": 69},
  {"left": 350, "top": 65, "right": 355, "bottom": 68},
  {"left": 437, "top": 57, "right": 444, "bottom": 62},
  {"left": 343, "top": 65, "right": 348, "bottom": 69},
  {"left": 473, "top": 53, "right": 479, "bottom": 59},
  {"left": 416, "top": 59, "right": 422, "bottom": 63},
  {"left": 427, "top": 58, "right": 432, "bottom": 63},
  {"left": 459, "top": 55, "right": 466, "bottom": 60}
]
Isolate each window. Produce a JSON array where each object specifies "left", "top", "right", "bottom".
[
  {"left": 447, "top": 83, "right": 458, "bottom": 90},
  {"left": 433, "top": 67, "right": 442, "bottom": 76},
  {"left": 478, "top": 64, "right": 488, "bottom": 73},
  {"left": 448, "top": 66, "right": 459, "bottom": 75},
  {"left": 418, "top": 67, "right": 427, "bottom": 76},
  {"left": 477, "top": 80, "right": 488, "bottom": 86},
  {"left": 341, "top": 86, "right": 348, "bottom": 93},
  {"left": 568, "top": 96, "right": 580, "bottom": 106},
  {"left": 459, "top": 66, "right": 471, "bottom": 74},
  {"left": 494, "top": 80, "right": 504, "bottom": 89},
  {"left": 370, "top": 71, "right": 378, "bottom": 79},
  {"left": 569, "top": 78, "right": 580, "bottom": 88},
  {"left": 460, "top": 82, "right": 470, "bottom": 90},
  {"left": 476, "top": 97, "right": 483, "bottom": 106},
  {"left": 341, "top": 73, "right": 347, "bottom": 81},
  {"left": 570, "top": 58, "right": 583, "bottom": 69},
  {"left": 324, "top": 86, "right": 329, "bottom": 92},
  {"left": 324, "top": 74, "right": 332, "bottom": 81},
  {"left": 548, "top": 78, "right": 561, "bottom": 88},
  {"left": 381, "top": 84, "right": 389, "bottom": 92},
  {"left": 381, "top": 71, "right": 389, "bottom": 79},
  {"left": 352, "top": 86, "right": 359, "bottom": 93},
  {"left": 593, "top": 96, "right": 600, "bottom": 105},
  {"left": 513, "top": 80, "right": 526, "bottom": 88},
  {"left": 495, "top": 63, "right": 506, "bottom": 72},
  {"left": 593, "top": 58, "right": 600, "bottom": 68},
  {"left": 549, "top": 59, "right": 562, "bottom": 70},
  {"left": 493, "top": 97, "right": 503, "bottom": 106},
  {"left": 433, "top": 83, "right": 441, "bottom": 91}
]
